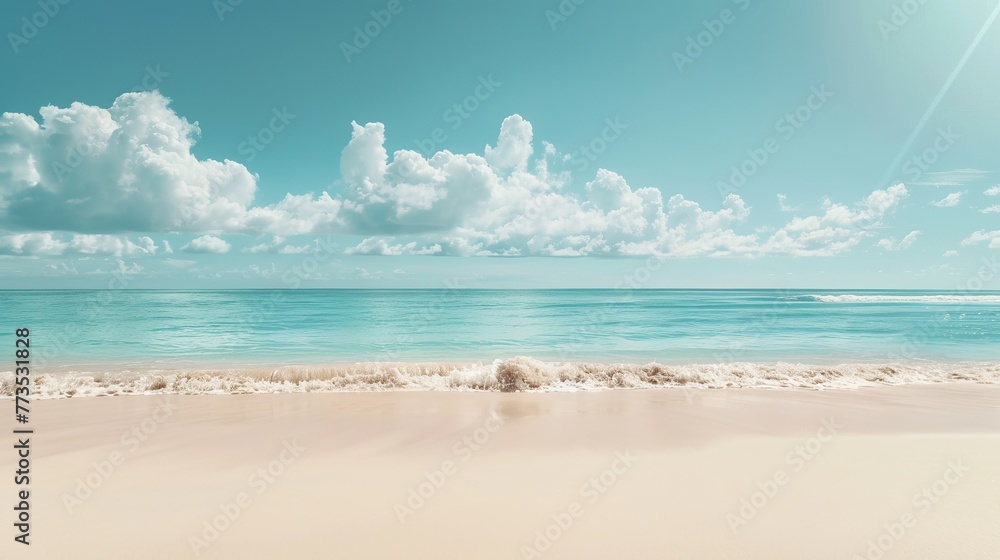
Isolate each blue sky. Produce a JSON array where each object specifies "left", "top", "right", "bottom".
[{"left": 1, "top": 0, "right": 998, "bottom": 288}]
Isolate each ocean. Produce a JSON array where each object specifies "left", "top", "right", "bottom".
[{"left": 2, "top": 289, "right": 999, "bottom": 396}]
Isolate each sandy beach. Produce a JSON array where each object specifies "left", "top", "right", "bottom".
[{"left": 7, "top": 385, "right": 1000, "bottom": 559}]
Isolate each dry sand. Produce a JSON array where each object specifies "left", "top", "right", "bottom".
[{"left": 4, "top": 385, "right": 1000, "bottom": 559}]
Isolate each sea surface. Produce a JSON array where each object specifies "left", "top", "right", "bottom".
[{"left": 2, "top": 289, "right": 999, "bottom": 396}]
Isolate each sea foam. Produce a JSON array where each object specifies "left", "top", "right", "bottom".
[
  {"left": 808, "top": 294, "right": 1000, "bottom": 303},
  {"left": 2, "top": 357, "right": 998, "bottom": 399}
]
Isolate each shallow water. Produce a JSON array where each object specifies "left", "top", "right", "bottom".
[{"left": 2, "top": 289, "right": 999, "bottom": 370}]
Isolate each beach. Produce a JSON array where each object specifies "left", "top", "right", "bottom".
[
  {"left": 10, "top": 384, "right": 1000, "bottom": 559},
  {"left": 5, "top": 0, "right": 1000, "bottom": 557}
]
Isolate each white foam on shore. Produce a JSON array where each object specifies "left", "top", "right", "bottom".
[
  {"left": 2, "top": 357, "right": 999, "bottom": 399},
  {"left": 808, "top": 294, "right": 1000, "bottom": 303}
]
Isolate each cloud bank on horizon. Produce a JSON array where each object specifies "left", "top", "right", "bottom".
[{"left": 0, "top": 91, "right": 991, "bottom": 260}]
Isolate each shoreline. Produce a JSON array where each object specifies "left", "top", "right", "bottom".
[{"left": 4, "top": 357, "right": 1000, "bottom": 399}]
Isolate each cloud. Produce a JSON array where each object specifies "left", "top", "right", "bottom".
[
  {"left": 0, "top": 97, "right": 914, "bottom": 260},
  {"left": 899, "top": 230, "right": 921, "bottom": 250},
  {"left": 115, "top": 260, "right": 143, "bottom": 275},
  {"left": 346, "top": 237, "right": 416, "bottom": 256},
  {"left": 181, "top": 235, "right": 230, "bottom": 254},
  {"left": 0, "top": 91, "right": 255, "bottom": 233},
  {"left": 980, "top": 205, "right": 1000, "bottom": 214},
  {"left": 943, "top": 250, "right": 958, "bottom": 257},
  {"left": 335, "top": 120, "right": 496, "bottom": 235},
  {"left": 875, "top": 230, "right": 920, "bottom": 251},
  {"left": 79, "top": 259, "right": 143, "bottom": 276},
  {"left": 986, "top": 185, "right": 1000, "bottom": 196},
  {"left": 243, "top": 236, "right": 285, "bottom": 254},
  {"left": 777, "top": 194, "right": 799, "bottom": 212},
  {"left": 930, "top": 191, "right": 963, "bottom": 207},
  {"left": 961, "top": 230, "right": 1000, "bottom": 249},
  {"left": 45, "top": 262, "right": 78, "bottom": 276},
  {"left": 0, "top": 233, "right": 66, "bottom": 256},
  {"left": 0, "top": 233, "right": 159, "bottom": 256},
  {"left": 278, "top": 244, "right": 315, "bottom": 254},
  {"left": 334, "top": 119, "right": 911, "bottom": 258},
  {"left": 909, "top": 169, "right": 988, "bottom": 186},
  {"left": 241, "top": 192, "right": 343, "bottom": 235},
  {"left": 345, "top": 237, "right": 442, "bottom": 256},
  {"left": 758, "top": 184, "right": 909, "bottom": 257},
  {"left": 247, "top": 263, "right": 277, "bottom": 278},
  {"left": 413, "top": 244, "right": 443, "bottom": 255},
  {"left": 484, "top": 115, "right": 533, "bottom": 172},
  {"left": 247, "top": 236, "right": 337, "bottom": 255}
]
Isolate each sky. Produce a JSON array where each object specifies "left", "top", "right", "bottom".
[{"left": 1, "top": 0, "right": 999, "bottom": 289}]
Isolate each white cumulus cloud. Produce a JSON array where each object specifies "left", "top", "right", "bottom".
[
  {"left": 930, "top": 192, "right": 963, "bottom": 207},
  {"left": 0, "top": 91, "right": 255, "bottom": 233},
  {"left": 181, "top": 235, "right": 231, "bottom": 254},
  {"left": 0, "top": 233, "right": 159, "bottom": 257},
  {"left": 777, "top": 194, "right": 799, "bottom": 212},
  {"left": 876, "top": 230, "right": 921, "bottom": 251},
  {"left": 346, "top": 237, "right": 416, "bottom": 256},
  {"left": 759, "top": 185, "right": 909, "bottom": 256},
  {"left": 0, "top": 95, "right": 917, "bottom": 260},
  {"left": 962, "top": 230, "right": 1000, "bottom": 249}
]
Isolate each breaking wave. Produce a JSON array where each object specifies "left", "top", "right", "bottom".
[
  {"left": 808, "top": 294, "right": 1000, "bottom": 304},
  {"left": 2, "top": 357, "right": 999, "bottom": 399}
]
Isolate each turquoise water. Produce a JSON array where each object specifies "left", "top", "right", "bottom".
[{"left": 1, "top": 289, "right": 999, "bottom": 371}]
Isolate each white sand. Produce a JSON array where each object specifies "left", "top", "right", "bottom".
[{"left": 6, "top": 385, "right": 1000, "bottom": 559}]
